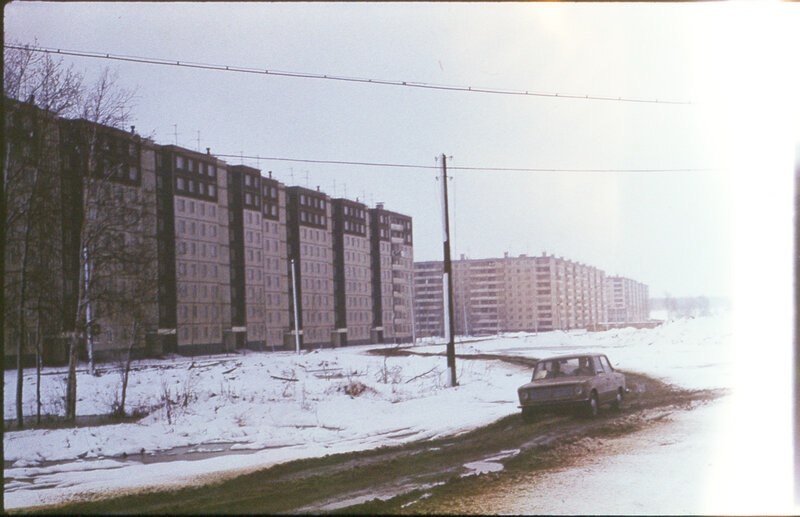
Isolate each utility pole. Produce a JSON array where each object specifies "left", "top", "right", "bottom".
[
  {"left": 290, "top": 258, "right": 301, "bottom": 355},
  {"left": 440, "top": 154, "right": 457, "bottom": 387}
]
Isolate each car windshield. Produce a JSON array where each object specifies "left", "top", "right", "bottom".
[{"left": 532, "top": 356, "right": 594, "bottom": 380}]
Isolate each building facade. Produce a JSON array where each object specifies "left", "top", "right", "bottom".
[
  {"left": 3, "top": 101, "right": 415, "bottom": 365},
  {"left": 412, "top": 261, "right": 445, "bottom": 338},
  {"left": 606, "top": 276, "right": 650, "bottom": 324},
  {"left": 259, "top": 172, "right": 290, "bottom": 350},
  {"left": 415, "top": 252, "right": 643, "bottom": 338},
  {"left": 285, "top": 186, "right": 335, "bottom": 348},
  {"left": 155, "top": 145, "right": 233, "bottom": 356},
  {"left": 369, "top": 204, "right": 414, "bottom": 343},
  {"left": 332, "top": 198, "right": 373, "bottom": 346}
]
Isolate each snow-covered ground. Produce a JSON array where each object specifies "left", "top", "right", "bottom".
[{"left": 3, "top": 313, "right": 795, "bottom": 513}]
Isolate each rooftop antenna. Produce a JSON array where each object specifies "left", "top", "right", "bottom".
[
  {"left": 196, "top": 130, "right": 200, "bottom": 152},
  {"left": 289, "top": 167, "right": 294, "bottom": 184},
  {"left": 172, "top": 124, "right": 179, "bottom": 145},
  {"left": 239, "top": 150, "right": 244, "bottom": 165}
]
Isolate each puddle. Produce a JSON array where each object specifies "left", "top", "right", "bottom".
[
  {"left": 303, "top": 482, "right": 445, "bottom": 513},
  {"left": 3, "top": 413, "right": 142, "bottom": 432},
  {"left": 461, "top": 449, "right": 520, "bottom": 478}
]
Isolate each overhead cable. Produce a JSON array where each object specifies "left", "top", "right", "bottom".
[
  {"left": 214, "top": 153, "right": 715, "bottom": 173},
  {"left": 8, "top": 44, "right": 693, "bottom": 106}
]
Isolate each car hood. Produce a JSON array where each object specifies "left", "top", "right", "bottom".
[{"left": 517, "top": 377, "right": 591, "bottom": 391}]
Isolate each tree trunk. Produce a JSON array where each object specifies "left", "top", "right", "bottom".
[
  {"left": 16, "top": 197, "right": 34, "bottom": 429},
  {"left": 36, "top": 341, "right": 42, "bottom": 425},
  {"left": 118, "top": 322, "right": 138, "bottom": 418},
  {"left": 66, "top": 333, "right": 79, "bottom": 422}
]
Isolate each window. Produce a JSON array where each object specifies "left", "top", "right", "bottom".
[{"left": 177, "top": 177, "right": 185, "bottom": 190}]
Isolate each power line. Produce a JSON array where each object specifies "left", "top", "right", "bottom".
[
  {"left": 214, "top": 153, "right": 716, "bottom": 174},
  {"left": 8, "top": 44, "right": 693, "bottom": 106}
]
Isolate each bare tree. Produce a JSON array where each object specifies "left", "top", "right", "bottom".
[
  {"left": 4, "top": 42, "right": 141, "bottom": 424},
  {"left": 4, "top": 42, "right": 75, "bottom": 428}
]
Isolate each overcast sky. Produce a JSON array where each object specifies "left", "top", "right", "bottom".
[{"left": 5, "top": 2, "right": 799, "bottom": 299}]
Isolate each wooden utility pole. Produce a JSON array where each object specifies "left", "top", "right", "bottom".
[{"left": 440, "top": 154, "right": 457, "bottom": 386}]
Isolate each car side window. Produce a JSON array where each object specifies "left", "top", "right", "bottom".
[
  {"left": 592, "top": 356, "right": 605, "bottom": 374},
  {"left": 599, "top": 356, "right": 613, "bottom": 372}
]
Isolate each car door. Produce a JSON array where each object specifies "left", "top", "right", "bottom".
[
  {"left": 592, "top": 355, "right": 612, "bottom": 402},
  {"left": 597, "top": 355, "right": 616, "bottom": 402}
]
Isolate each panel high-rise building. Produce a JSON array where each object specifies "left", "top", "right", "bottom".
[
  {"left": 155, "top": 145, "right": 232, "bottom": 356},
  {"left": 412, "top": 261, "right": 445, "bottom": 339},
  {"left": 4, "top": 99, "right": 417, "bottom": 365},
  {"left": 606, "top": 276, "right": 649, "bottom": 324},
  {"left": 331, "top": 198, "right": 373, "bottom": 346},
  {"left": 369, "top": 203, "right": 414, "bottom": 343},
  {"left": 416, "top": 252, "right": 622, "bottom": 337},
  {"left": 285, "top": 186, "right": 335, "bottom": 348}
]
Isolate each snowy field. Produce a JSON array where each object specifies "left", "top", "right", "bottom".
[{"left": 3, "top": 313, "right": 796, "bottom": 513}]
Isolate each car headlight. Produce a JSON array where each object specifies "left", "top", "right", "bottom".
[
  {"left": 574, "top": 385, "right": 584, "bottom": 396},
  {"left": 520, "top": 391, "right": 529, "bottom": 401}
]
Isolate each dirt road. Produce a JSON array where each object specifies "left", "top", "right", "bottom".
[{"left": 24, "top": 352, "right": 723, "bottom": 515}]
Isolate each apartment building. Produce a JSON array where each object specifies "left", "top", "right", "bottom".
[
  {"left": 228, "top": 165, "right": 290, "bottom": 350},
  {"left": 412, "top": 261, "right": 445, "bottom": 338},
  {"left": 332, "top": 198, "right": 373, "bottom": 346},
  {"left": 4, "top": 97, "right": 163, "bottom": 365},
  {"left": 4, "top": 99, "right": 66, "bottom": 365},
  {"left": 259, "top": 172, "right": 290, "bottom": 350},
  {"left": 65, "top": 120, "right": 160, "bottom": 363},
  {"left": 453, "top": 256, "right": 504, "bottom": 335},
  {"left": 285, "top": 186, "right": 335, "bottom": 348},
  {"left": 155, "top": 145, "right": 233, "bottom": 356},
  {"left": 606, "top": 276, "right": 650, "bottom": 324},
  {"left": 369, "top": 204, "right": 414, "bottom": 343},
  {"left": 4, "top": 100, "right": 417, "bottom": 365},
  {"left": 531, "top": 253, "right": 607, "bottom": 331},
  {"left": 415, "top": 252, "right": 616, "bottom": 337}
]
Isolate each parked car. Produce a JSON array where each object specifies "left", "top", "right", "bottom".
[{"left": 517, "top": 353, "right": 626, "bottom": 420}]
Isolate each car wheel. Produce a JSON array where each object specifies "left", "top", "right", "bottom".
[
  {"left": 586, "top": 391, "right": 599, "bottom": 418},
  {"left": 611, "top": 388, "right": 623, "bottom": 411},
  {"left": 521, "top": 408, "right": 535, "bottom": 423}
]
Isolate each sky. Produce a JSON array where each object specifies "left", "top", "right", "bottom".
[{"left": 5, "top": 2, "right": 800, "bottom": 299}]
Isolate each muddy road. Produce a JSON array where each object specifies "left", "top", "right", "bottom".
[{"left": 24, "top": 351, "right": 724, "bottom": 515}]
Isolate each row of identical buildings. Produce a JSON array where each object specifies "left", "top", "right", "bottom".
[
  {"left": 4, "top": 99, "right": 414, "bottom": 365},
  {"left": 413, "top": 253, "right": 650, "bottom": 338}
]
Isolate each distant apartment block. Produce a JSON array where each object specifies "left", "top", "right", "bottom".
[
  {"left": 415, "top": 252, "right": 649, "bottom": 337},
  {"left": 606, "top": 276, "right": 649, "bottom": 324},
  {"left": 453, "top": 256, "right": 504, "bottom": 335},
  {"left": 413, "top": 261, "right": 445, "bottom": 338}
]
